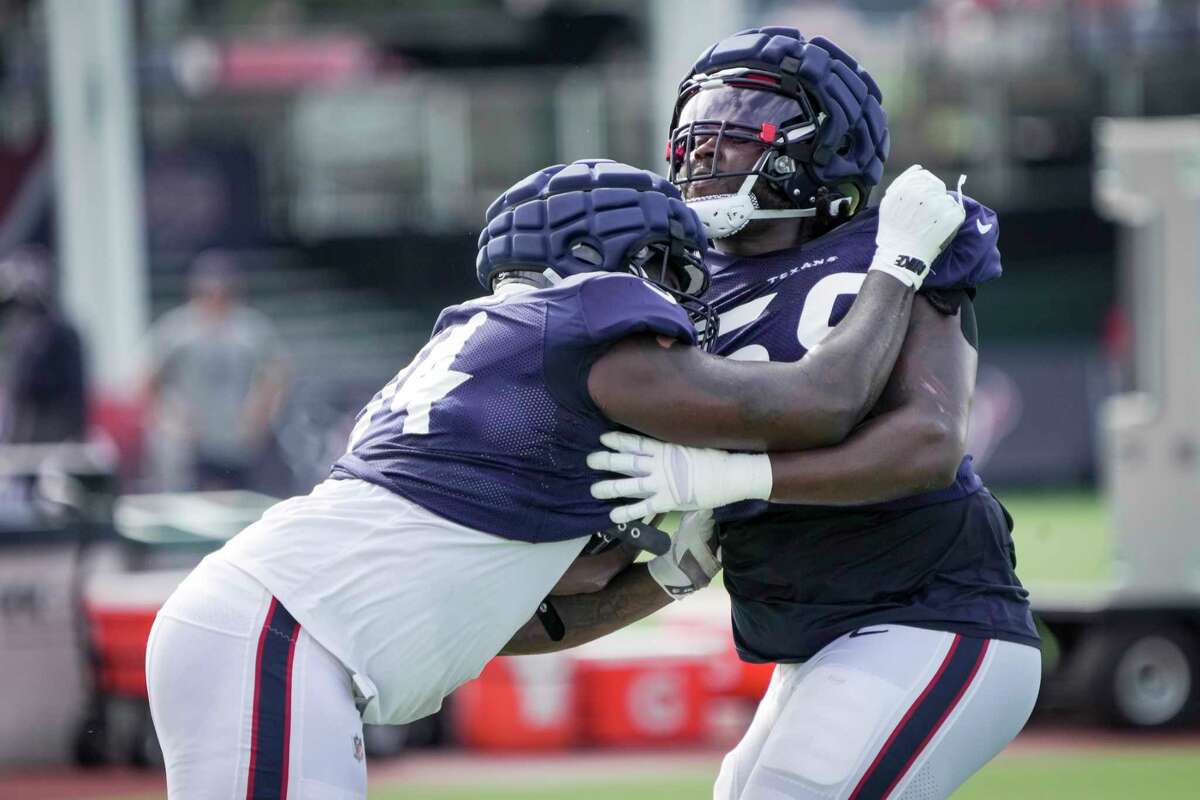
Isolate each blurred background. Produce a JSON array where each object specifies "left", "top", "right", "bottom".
[{"left": 1, "top": 0, "right": 1199, "bottom": 797}]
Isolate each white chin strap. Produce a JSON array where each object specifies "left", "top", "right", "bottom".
[{"left": 686, "top": 174, "right": 814, "bottom": 239}]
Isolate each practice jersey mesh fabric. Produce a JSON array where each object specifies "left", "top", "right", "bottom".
[
  {"left": 218, "top": 272, "right": 697, "bottom": 726},
  {"left": 331, "top": 273, "right": 696, "bottom": 543},
  {"left": 703, "top": 195, "right": 1039, "bottom": 662},
  {"left": 708, "top": 197, "right": 1001, "bottom": 522}
]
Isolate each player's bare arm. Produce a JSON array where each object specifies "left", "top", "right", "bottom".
[
  {"left": 549, "top": 299, "right": 969, "bottom": 642},
  {"left": 589, "top": 164, "right": 966, "bottom": 453},
  {"left": 589, "top": 294, "right": 979, "bottom": 521},
  {"left": 757, "top": 292, "right": 976, "bottom": 505},
  {"left": 588, "top": 268, "right": 912, "bottom": 451},
  {"left": 504, "top": 509, "right": 718, "bottom": 653},
  {"left": 548, "top": 541, "right": 639, "bottom": 595},
  {"left": 501, "top": 564, "right": 668, "bottom": 655}
]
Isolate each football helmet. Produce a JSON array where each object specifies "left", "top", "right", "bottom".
[
  {"left": 476, "top": 159, "right": 719, "bottom": 349},
  {"left": 668, "top": 28, "right": 889, "bottom": 238}
]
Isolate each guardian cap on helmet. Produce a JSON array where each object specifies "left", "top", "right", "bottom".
[
  {"left": 668, "top": 28, "right": 889, "bottom": 238},
  {"left": 477, "top": 159, "right": 719, "bottom": 348}
]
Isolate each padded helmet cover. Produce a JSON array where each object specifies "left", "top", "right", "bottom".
[
  {"left": 476, "top": 159, "right": 709, "bottom": 294},
  {"left": 672, "top": 27, "right": 889, "bottom": 202}
]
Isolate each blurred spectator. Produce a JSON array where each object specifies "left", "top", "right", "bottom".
[
  {"left": 142, "top": 250, "right": 288, "bottom": 491},
  {"left": 0, "top": 245, "right": 87, "bottom": 443}
]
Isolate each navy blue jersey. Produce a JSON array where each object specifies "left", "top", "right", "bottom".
[
  {"left": 332, "top": 273, "right": 695, "bottom": 542},
  {"left": 703, "top": 196, "right": 1038, "bottom": 661},
  {"left": 708, "top": 195, "right": 1000, "bottom": 521},
  {"left": 724, "top": 490, "right": 1040, "bottom": 662}
]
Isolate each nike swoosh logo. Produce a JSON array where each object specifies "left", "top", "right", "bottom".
[
  {"left": 976, "top": 219, "right": 994, "bottom": 234},
  {"left": 848, "top": 628, "right": 888, "bottom": 638}
]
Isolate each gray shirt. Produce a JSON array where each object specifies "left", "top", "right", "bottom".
[{"left": 147, "top": 304, "right": 283, "bottom": 464}]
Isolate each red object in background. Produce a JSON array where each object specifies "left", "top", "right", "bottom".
[
  {"left": 710, "top": 641, "right": 774, "bottom": 702},
  {"left": 85, "top": 605, "right": 157, "bottom": 699},
  {"left": 453, "top": 656, "right": 578, "bottom": 751},
  {"left": 89, "top": 392, "right": 147, "bottom": 481},
  {"left": 576, "top": 656, "right": 709, "bottom": 746},
  {"left": 84, "top": 572, "right": 187, "bottom": 701},
  {"left": 1101, "top": 304, "right": 1131, "bottom": 363},
  {"left": 220, "top": 36, "right": 374, "bottom": 89},
  {"left": 655, "top": 616, "right": 774, "bottom": 702}
]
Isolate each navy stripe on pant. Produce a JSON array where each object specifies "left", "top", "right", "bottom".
[
  {"left": 246, "top": 598, "right": 301, "bottom": 800},
  {"left": 851, "top": 634, "right": 989, "bottom": 800}
]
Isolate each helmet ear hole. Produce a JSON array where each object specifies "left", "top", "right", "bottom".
[
  {"left": 836, "top": 135, "right": 853, "bottom": 157},
  {"left": 570, "top": 241, "right": 604, "bottom": 266},
  {"left": 835, "top": 182, "right": 862, "bottom": 215}
]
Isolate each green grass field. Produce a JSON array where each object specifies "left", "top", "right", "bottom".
[
  {"left": 999, "top": 490, "right": 1113, "bottom": 587},
  {"left": 368, "top": 775, "right": 713, "bottom": 800},
  {"left": 360, "top": 747, "right": 1200, "bottom": 800}
]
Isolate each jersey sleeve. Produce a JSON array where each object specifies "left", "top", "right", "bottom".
[
  {"left": 923, "top": 195, "right": 1001, "bottom": 292},
  {"left": 543, "top": 273, "right": 697, "bottom": 416}
]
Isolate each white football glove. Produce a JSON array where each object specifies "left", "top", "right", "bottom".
[
  {"left": 647, "top": 509, "right": 721, "bottom": 599},
  {"left": 868, "top": 165, "right": 967, "bottom": 290},
  {"left": 588, "top": 431, "right": 772, "bottom": 524}
]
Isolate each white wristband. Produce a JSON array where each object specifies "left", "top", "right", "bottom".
[
  {"left": 867, "top": 249, "right": 928, "bottom": 290},
  {"left": 719, "top": 452, "right": 773, "bottom": 505}
]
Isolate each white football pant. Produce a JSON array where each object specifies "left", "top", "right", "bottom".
[
  {"left": 714, "top": 625, "right": 1041, "bottom": 800},
  {"left": 146, "top": 556, "right": 368, "bottom": 799}
]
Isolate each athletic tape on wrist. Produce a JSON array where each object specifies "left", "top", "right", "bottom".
[{"left": 733, "top": 453, "right": 774, "bottom": 502}]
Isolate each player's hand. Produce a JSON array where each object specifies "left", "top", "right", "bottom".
[
  {"left": 588, "top": 431, "right": 772, "bottom": 524},
  {"left": 869, "top": 164, "right": 967, "bottom": 290},
  {"left": 647, "top": 509, "right": 721, "bottom": 599}
]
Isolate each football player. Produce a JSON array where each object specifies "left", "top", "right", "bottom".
[
  {"left": 509, "top": 29, "right": 1041, "bottom": 800},
  {"left": 144, "top": 157, "right": 962, "bottom": 798}
]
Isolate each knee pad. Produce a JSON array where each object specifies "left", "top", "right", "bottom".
[{"left": 755, "top": 663, "right": 905, "bottom": 789}]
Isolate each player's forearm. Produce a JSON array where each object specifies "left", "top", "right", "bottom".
[
  {"left": 549, "top": 542, "right": 638, "bottom": 595},
  {"left": 766, "top": 404, "right": 964, "bottom": 506},
  {"left": 499, "top": 564, "right": 671, "bottom": 655},
  {"left": 589, "top": 274, "right": 913, "bottom": 452},
  {"left": 767, "top": 271, "right": 914, "bottom": 440},
  {"left": 713, "top": 271, "right": 914, "bottom": 449},
  {"left": 766, "top": 294, "right": 972, "bottom": 505}
]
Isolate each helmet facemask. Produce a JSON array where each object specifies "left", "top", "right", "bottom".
[
  {"left": 625, "top": 236, "right": 719, "bottom": 352},
  {"left": 667, "top": 69, "right": 858, "bottom": 239}
]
